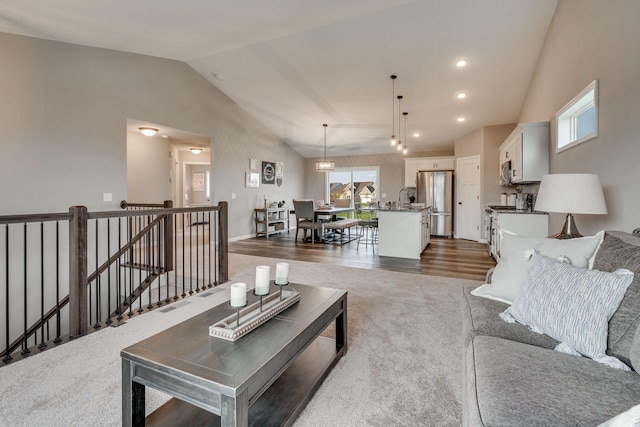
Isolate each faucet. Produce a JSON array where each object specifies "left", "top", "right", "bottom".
[{"left": 398, "top": 188, "right": 407, "bottom": 204}]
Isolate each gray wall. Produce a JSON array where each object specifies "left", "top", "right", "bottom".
[
  {"left": 304, "top": 149, "right": 454, "bottom": 204},
  {"left": 0, "top": 32, "right": 305, "bottom": 239},
  {"left": 518, "top": 0, "right": 640, "bottom": 234},
  {"left": 126, "top": 130, "right": 172, "bottom": 202}
]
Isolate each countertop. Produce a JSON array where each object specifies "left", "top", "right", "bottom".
[
  {"left": 377, "top": 205, "right": 431, "bottom": 213},
  {"left": 487, "top": 205, "right": 548, "bottom": 215}
]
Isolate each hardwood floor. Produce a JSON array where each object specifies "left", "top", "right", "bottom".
[{"left": 228, "top": 231, "right": 496, "bottom": 281}]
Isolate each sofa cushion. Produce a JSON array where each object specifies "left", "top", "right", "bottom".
[
  {"left": 593, "top": 230, "right": 640, "bottom": 366},
  {"left": 471, "top": 230, "right": 603, "bottom": 304},
  {"left": 468, "top": 335, "right": 640, "bottom": 426},
  {"left": 501, "top": 255, "right": 633, "bottom": 368},
  {"left": 461, "top": 286, "right": 559, "bottom": 350}
]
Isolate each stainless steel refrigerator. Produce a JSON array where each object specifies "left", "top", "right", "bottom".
[{"left": 416, "top": 170, "right": 453, "bottom": 237}]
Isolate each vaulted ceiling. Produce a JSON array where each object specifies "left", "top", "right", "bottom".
[{"left": 0, "top": 0, "right": 558, "bottom": 157}]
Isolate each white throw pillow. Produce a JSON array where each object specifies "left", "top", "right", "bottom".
[
  {"left": 598, "top": 404, "right": 640, "bottom": 427},
  {"left": 471, "top": 230, "right": 604, "bottom": 304},
  {"left": 500, "top": 255, "right": 633, "bottom": 369}
]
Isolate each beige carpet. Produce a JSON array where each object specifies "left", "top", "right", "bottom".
[{"left": 0, "top": 254, "right": 481, "bottom": 426}]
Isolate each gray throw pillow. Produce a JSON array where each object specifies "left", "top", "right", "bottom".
[
  {"left": 594, "top": 231, "right": 640, "bottom": 365},
  {"left": 501, "top": 254, "right": 633, "bottom": 369}
]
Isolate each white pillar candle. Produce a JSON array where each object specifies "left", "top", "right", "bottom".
[
  {"left": 230, "top": 282, "right": 247, "bottom": 307},
  {"left": 275, "top": 262, "right": 289, "bottom": 285},
  {"left": 255, "top": 265, "right": 270, "bottom": 295}
]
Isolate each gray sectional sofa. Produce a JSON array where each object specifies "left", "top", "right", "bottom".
[{"left": 462, "top": 230, "right": 640, "bottom": 426}]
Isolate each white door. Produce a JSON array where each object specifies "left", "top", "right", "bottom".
[{"left": 456, "top": 156, "right": 481, "bottom": 241}]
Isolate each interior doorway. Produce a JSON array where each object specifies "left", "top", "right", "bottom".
[
  {"left": 455, "top": 155, "right": 481, "bottom": 241},
  {"left": 126, "top": 118, "right": 211, "bottom": 208}
]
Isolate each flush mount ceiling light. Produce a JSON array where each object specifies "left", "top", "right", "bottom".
[
  {"left": 396, "top": 95, "right": 404, "bottom": 151},
  {"left": 190, "top": 147, "right": 203, "bottom": 155},
  {"left": 456, "top": 92, "right": 468, "bottom": 99},
  {"left": 413, "top": 132, "right": 420, "bottom": 138},
  {"left": 402, "top": 112, "right": 409, "bottom": 155},
  {"left": 138, "top": 127, "right": 158, "bottom": 137},
  {"left": 389, "top": 75, "right": 398, "bottom": 147},
  {"left": 316, "top": 124, "right": 335, "bottom": 172},
  {"left": 457, "top": 117, "right": 466, "bottom": 123},
  {"left": 456, "top": 59, "right": 468, "bottom": 68}
]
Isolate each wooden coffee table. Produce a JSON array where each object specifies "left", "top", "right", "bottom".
[{"left": 121, "top": 283, "right": 347, "bottom": 426}]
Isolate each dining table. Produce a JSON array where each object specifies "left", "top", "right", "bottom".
[{"left": 313, "top": 206, "right": 355, "bottom": 243}]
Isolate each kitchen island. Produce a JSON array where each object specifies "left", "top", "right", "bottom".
[{"left": 377, "top": 206, "right": 431, "bottom": 259}]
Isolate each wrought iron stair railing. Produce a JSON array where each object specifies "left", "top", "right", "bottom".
[{"left": 0, "top": 201, "right": 228, "bottom": 363}]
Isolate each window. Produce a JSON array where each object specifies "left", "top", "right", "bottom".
[
  {"left": 326, "top": 167, "right": 379, "bottom": 208},
  {"left": 556, "top": 80, "right": 598, "bottom": 152}
]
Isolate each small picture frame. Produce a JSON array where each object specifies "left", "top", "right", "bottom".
[
  {"left": 276, "top": 161, "right": 283, "bottom": 177},
  {"left": 249, "top": 159, "right": 258, "bottom": 170},
  {"left": 245, "top": 172, "right": 260, "bottom": 188},
  {"left": 192, "top": 172, "right": 205, "bottom": 192}
]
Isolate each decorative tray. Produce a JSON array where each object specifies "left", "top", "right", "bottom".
[{"left": 209, "top": 289, "right": 300, "bottom": 342}]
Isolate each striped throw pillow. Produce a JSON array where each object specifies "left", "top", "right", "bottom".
[{"left": 501, "top": 254, "right": 633, "bottom": 369}]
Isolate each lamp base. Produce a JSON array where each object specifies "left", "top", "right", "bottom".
[{"left": 548, "top": 213, "right": 583, "bottom": 239}]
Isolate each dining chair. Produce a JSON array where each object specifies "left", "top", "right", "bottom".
[
  {"left": 293, "top": 199, "right": 323, "bottom": 244},
  {"left": 354, "top": 202, "right": 378, "bottom": 252}
]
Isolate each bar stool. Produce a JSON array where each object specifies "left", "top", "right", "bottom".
[{"left": 355, "top": 202, "right": 378, "bottom": 252}]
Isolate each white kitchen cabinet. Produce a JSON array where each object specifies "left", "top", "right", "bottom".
[
  {"left": 417, "top": 157, "right": 455, "bottom": 171},
  {"left": 378, "top": 208, "right": 430, "bottom": 259},
  {"left": 404, "top": 158, "right": 418, "bottom": 187},
  {"left": 499, "top": 122, "right": 549, "bottom": 184},
  {"left": 404, "top": 156, "right": 455, "bottom": 187}
]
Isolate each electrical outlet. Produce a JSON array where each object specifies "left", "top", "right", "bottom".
[{"left": 382, "top": 193, "right": 386, "bottom": 199}]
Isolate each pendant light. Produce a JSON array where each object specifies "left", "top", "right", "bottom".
[
  {"left": 316, "top": 123, "right": 335, "bottom": 172},
  {"left": 402, "top": 112, "right": 409, "bottom": 155},
  {"left": 396, "top": 96, "right": 403, "bottom": 151},
  {"left": 389, "top": 75, "right": 397, "bottom": 146}
]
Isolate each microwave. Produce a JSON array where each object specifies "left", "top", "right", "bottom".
[{"left": 500, "top": 160, "right": 511, "bottom": 185}]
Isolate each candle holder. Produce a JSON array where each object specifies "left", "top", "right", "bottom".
[
  {"left": 211, "top": 287, "right": 301, "bottom": 341},
  {"left": 253, "top": 289, "right": 270, "bottom": 312},
  {"left": 273, "top": 280, "right": 289, "bottom": 301},
  {"left": 228, "top": 301, "right": 248, "bottom": 327}
]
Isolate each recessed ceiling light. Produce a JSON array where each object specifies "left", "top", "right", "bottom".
[
  {"left": 456, "top": 92, "right": 468, "bottom": 99},
  {"left": 413, "top": 132, "right": 420, "bottom": 138},
  {"left": 457, "top": 117, "right": 466, "bottom": 123},
  {"left": 456, "top": 59, "right": 468, "bottom": 68}
]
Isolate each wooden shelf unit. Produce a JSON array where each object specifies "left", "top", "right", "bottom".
[{"left": 254, "top": 207, "right": 290, "bottom": 238}]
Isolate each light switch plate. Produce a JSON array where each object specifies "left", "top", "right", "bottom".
[
  {"left": 231, "top": 193, "right": 237, "bottom": 199},
  {"left": 103, "top": 193, "right": 113, "bottom": 202}
]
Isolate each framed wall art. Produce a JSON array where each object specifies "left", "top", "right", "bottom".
[
  {"left": 262, "top": 161, "right": 275, "bottom": 184},
  {"left": 192, "top": 172, "right": 205, "bottom": 192},
  {"left": 276, "top": 161, "right": 283, "bottom": 177},
  {"left": 245, "top": 172, "right": 260, "bottom": 188}
]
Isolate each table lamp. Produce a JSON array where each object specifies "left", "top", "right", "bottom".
[{"left": 534, "top": 173, "right": 607, "bottom": 239}]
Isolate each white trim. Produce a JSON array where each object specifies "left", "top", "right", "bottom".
[{"left": 556, "top": 80, "right": 598, "bottom": 153}]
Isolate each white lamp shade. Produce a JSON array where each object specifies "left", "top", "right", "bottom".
[{"left": 535, "top": 173, "right": 607, "bottom": 214}]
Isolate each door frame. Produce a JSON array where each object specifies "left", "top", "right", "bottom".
[{"left": 455, "top": 155, "right": 481, "bottom": 241}]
